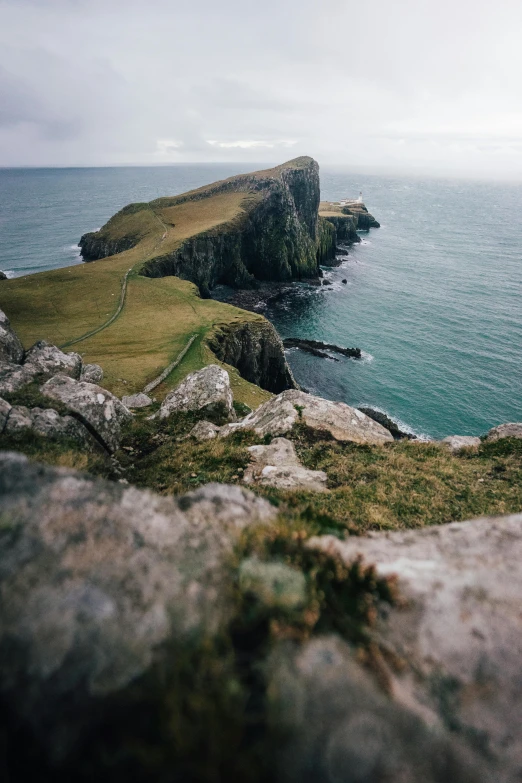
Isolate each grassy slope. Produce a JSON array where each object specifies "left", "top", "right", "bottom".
[{"left": 0, "top": 191, "right": 272, "bottom": 408}]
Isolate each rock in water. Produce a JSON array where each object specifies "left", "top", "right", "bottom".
[
  {"left": 485, "top": 422, "right": 522, "bottom": 441},
  {"left": 122, "top": 392, "right": 152, "bottom": 409},
  {"left": 221, "top": 389, "right": 392, "bottom": 445},
  {"left": 24, "top": 340, "right": 82, "bottom": 379},
  {"left": 308, "top": 512, "right": 522, "bottom": 781},
  {"left": 0, "top": 270, "right": 7, "bottom": 280},
  {"left": 41, "top": 374, "right": 132, "bottom": 451},
  {"left": 158, "top": 364, "right": 235, "bottom": 421},
  {"left": 0, "top": 308, "right": 24, "bottom": 363},
  {"left": 243, "top": 437, "right": 328, "bottom": 492},
  {"left": 0, "top": 453, "right": 277, "bottom": 769},
  {"left": 80, "top": 363, "right": 104, "bottom": 383},
  {"left": 441, "top": 435, "right": 481, "bottom": 452}
]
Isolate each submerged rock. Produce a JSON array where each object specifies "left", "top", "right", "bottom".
[
  {"left": 158, "top": 364, "right": 235, "bottom": 421},
  {"left": 80, "top": 362, "right": 104, "bottom": 383},
  {"left": 221, "top": 389, "right": 393, "bottom": 445},
  {"left": 0, "top": 308, "right": 24, "bottom": 364},
  {"left": 442, "top": 435, "right": 481, "bottom": 452},
  {"left": 485, "top": 422, "right": 522, "bottom": 441},
  {"left": 41, "top": 374, "right": 132, "bottom": 451},
  {"left": 0, "top": 453, "right": 277, "bottom": 769},
  {"left": 243, "top": 437, "right": 328, "bottom": 492},
  {"left": 359, "top": 407, "right": 415, "bottom": 440},
  {"left": 308, "top": 512, "right": 522, "bottom": 781}
]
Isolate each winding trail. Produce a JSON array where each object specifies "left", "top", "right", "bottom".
[{"left": 60, "top": 267, "right": 133, "bottom": 349}]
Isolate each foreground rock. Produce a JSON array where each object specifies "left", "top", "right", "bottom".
[
  {"left": 187, "top": 419, "right": 221, "bottom": 441},
  {"left": 80, "top": 362, "right": 104, "bottom": 383},
  {"left": 0, "top": 453, "right": 277, "bottom": 771},
  {"left": 221, "top": 389, "right": 393, "bottom": 444},
  {"left": 309, "top": 513, "right": 522, "bottom": 782},
  {"left": 41, "top": 375, "right": 132, "bottom": 451},
  {"left": 442, "top": 435, "right": 481, "bottom": 452},
  {"left": 485, "top": 422, "right": 522, "bottom": 441},
  {"left": 159, "top": 364, "right": 235, "bottom": 421},
  {"left": 122, "top": 392, "right": 152, "bottom": 408},
  {"left": 1, "top": 400, "right": 93, "bottom": 446},
  {"left": 24, "top": 339, "right": 82, "bottom": 379},
  {"left": 243, "top": 437, "right": 328, "bottom": 492},
  {"left": 0, "top": 308, "right": 24, "bottom": 363}
]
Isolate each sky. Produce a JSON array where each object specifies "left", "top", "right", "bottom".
[{"left": 1, "top": 0, "right": 522, "bottom": 178}]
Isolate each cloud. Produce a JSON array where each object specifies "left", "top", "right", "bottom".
[{"left": 206, "top": 139, "right": 297, "bottom": 149}]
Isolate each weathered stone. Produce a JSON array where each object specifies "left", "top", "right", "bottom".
[
  {"left": 80, "top": 363, "right": 104, "bottom": 383},
  {"left": 24, "top": 340, "right": 82, "bottom": 379},
  {"left": 243, "top": 437, "right": 328, "bottom": 492},
  {"left": 0, "top": 396, "right": 11, "bottom": 432},
  {"left": 268, "top": 636, "right": 489, "bottom": 783},
  {"left": 221, "top": 389, "right": 392, "bottom": 445},
  {"left": 485, "top": 422, "right": 522, "bottom": 441},
  {"left": 441, "top": 435, "right": 481, "bottom": 452},
  {"left": 122, "top": 392, "right": 152, "bottom": 408},
  {"left": 41, "top": 374, "right": 132, "bottom": 451},
  {"left": 30, "top": 407, "right": 93, "bottom": 447},
  {"left": 0, "top": 453, "right": 277, "bottom": 765},
  {"left": 4, "top": 405, "right": 33, "bottom": 432},
  {"left": 0, "top": 361, "right": 37, "bottom": 394},
  {"left": 187, "top": 419, "right": 221, "bottom": 441},
  {"left": 0, "top": 308, "right": 24, "bottom": 363},
  {"left": 308, "top": 512, "right": 522, "bottom": 781},
  {"left": 239, "top": 558, "right": 307, "bottom": 611},
  {"left": 158, "top": 364, "right": 235, "bottom": 421}
]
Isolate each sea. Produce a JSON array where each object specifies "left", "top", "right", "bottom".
[{"left": 0, "top": 164, "right": 520, "bottom": 439}]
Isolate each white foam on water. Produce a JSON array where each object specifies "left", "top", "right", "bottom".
[
  {"left": 360, "top": 351, "right": 374, "bottom": 363},
  {"left": 2, "top": 270, "right": 15, "bottom": 278}
]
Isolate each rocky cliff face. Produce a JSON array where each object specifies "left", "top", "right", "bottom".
[{"left": 208, "top": 320, "right": 297, "bottom": 393}]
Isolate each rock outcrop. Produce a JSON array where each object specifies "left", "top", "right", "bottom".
[
  {"left": 208, "top": 320, "right": 297, "bottom": 393},
  {"left": 0, "top": 453, "right": 277, "bottom": 771},
  {"left": 309, "top": 512, "right": 522, "bottom": 782},
  {"left": 485, "top": 422, "right": 522, "bottom": 441},
  {"left": 442, "top": 435, "right": 481, "bottom": 452},
  {"left": 0, "top": 270, "right": 7, "bottom": 280},
  {"left": 221, "top": 389, "right": 393, "bottom": 444},
  {"left": 1, "top": 399, "right": 93, "bottom": 446},
  {"left": 187, "top": 419, "right": 221, "bottom": 441},
  {"left": 158, "top": 364, "right": 235, "bottom": 421},
  {"left": 243, "top": 437, "right": 328, "bottom": 491},
  {"left": 80, "top": 362, "right": 104, "bottom": 383},
  {"left": 0, "top": 307, "right": 24, "bottom": 363},
  {"left": 24, "top": 339, "right": 82, "bottom": 379},
  {"left": 122, "top": 392, "right": 152, "bottom": 408},
  {"left": 41, "top": 374, "right": 132, "bottom": 451}
]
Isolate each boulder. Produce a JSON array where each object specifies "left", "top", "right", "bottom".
[
  {"left": 485, "top": 422, "right": 522, "bottom": 441},
  {"left": 0, "top": 308, "right": 24, "bottom": 363},
  {"left": 0, "top": 453, "right": 276, "bottom": 768},
  {"left": 308, "top": 512, "right": 522, "bottom": 781},
  {"left": 221, "top": 390, "right": 393, "bottom": 445},
  {"left": 243, "top": 437, "right": 328, "bottom": 492},
  {"left": 122, "top": 392, "right": 153, "bottom": 409},
  {"left": 30, "top": 407, "right": 93, "bottom": 447},
  {"left": 4, "top": 405, "right": 32, "bottom": 432},
  {"left": 0, "top": 270, "right": 7, "bottom": 280},
  {"left": 41, "top": 375, "right": 132, "bottom": 452},
  {"left": 239, "top": 558, "right": 307, "bottom": 611},
  {"left": 187, "top": 419, "right": 221, "bottom": 441},
  {"left": 441, "top": 435, "right": 481, "bottom": 452},
  {"left": 0, "top": 396, "right": 12, "bottom": 433},
  {"left": 24, "top": 340, "right": 82, "bottom": 379},
  {"left": 0, "top": 361, "right": 37, "bottom": 394},
  {"left": 80, "top": 362, "right": 104, "bottom": 383},
  {"left": 268, "top": 636, "right": 488, "bottom": 783},
  {"left": 158, "top": 364, "right": 235, "bottom": 421}
]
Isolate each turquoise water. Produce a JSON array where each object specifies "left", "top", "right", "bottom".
[{"left": 0, "top": 166, "right": 520, "bottom": 438}]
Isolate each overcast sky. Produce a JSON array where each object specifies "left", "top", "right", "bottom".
[{"left": 1, "top": 0, "right": 522, "bottom": 178}]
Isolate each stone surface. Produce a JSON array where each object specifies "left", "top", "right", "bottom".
[
  {"left": 485, "top": 422, "right": 522, "bottom": 441},
  {"left": 308, "top": 513, "right": 522, "bottom": 782},
  {"left": 4, "top": 404, "right": 32, "bottom": 432},
  {"left": 24, "top": 340, "right": 82, "bottom": 380},
  {"left": 0, "top": 270, "right": 7, "bottom": 280},
  {"left": 122, "top": 392, "right": 152, "bottom": 408},
  {"left": 80, "top": 362, "right": 104, "bottom": 383},
  {"left": 243, "top": 437, "right": 328, "bottom": 492},
  {"left": 187, "top": 419, "right": 221, "bottom": 441},
  {"left": 221, "top": 389, "right": 393, "bottom": 444},
  {"left": 158, "top": 364, "right": 235, "bottom": 421},
  {"left": 268, "top": 636, "right": 489, "bottom": 783},
  {"left": 41, "top": 374, "right": 132, "bottom": 451},
  {"left": 0, "top": 361, "right": 37, "bottom": 394},
  {"left": 0, "top": 453, "right": 277, "bottom": 765},
  {"left": 0, "top": 396, "right": 11, "bottom": 432},
  {"left": 30, "top": 407, "right": 93, "bottom": 446},
  {"left": 239, "top": 558, "right": 307, "bottom": 611},
  {"left": 0, "top": 307, "right": 24, "bottom": 363},
  {"left": 441, "top": 435, "right": 481, "bottom": 452}
]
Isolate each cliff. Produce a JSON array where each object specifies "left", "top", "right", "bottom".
[
  {"left": 80, "top": 157, "right": 322, "bottom": 296},
  {"left": 208, "top": 319, "right": 297, "bottom": 393}
]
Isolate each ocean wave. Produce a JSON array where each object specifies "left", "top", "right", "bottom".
[
  {"left": 2, "top": 270, "right": 15, "bottom": 279},
  {"left": 360, "top": 351, "right": 374, "bottom": 363},
  {"left": 359, "top": 404, "right": 431, "bottom": 441}
]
